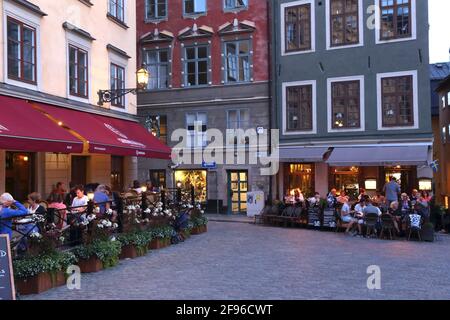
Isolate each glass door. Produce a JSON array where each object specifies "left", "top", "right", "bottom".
[{"left": 228, "top": 170, "right": 248, "bottom": 215}]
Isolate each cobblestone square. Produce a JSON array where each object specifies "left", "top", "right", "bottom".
[{"left": 24, "top": 221, "right": 450, "bottom": 300}]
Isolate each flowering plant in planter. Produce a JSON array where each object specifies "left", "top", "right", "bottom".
[
  {"left": 71, "top": 238, "right": 121, "bottom": 269},
  {"left": 13, "top": 250, "right": 77, "bottom": 280},
  {"left": 117, "top": 231, "right": 152, "bottom": 257}
]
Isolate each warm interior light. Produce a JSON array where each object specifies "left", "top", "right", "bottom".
[
  {"left": 176, "top": 181, "right": 183, "bottom": 188},
  {"left": 58, "top": 121, "right": 63, "bottom": 126},
  {"left": 141, "top": 186, "right": 148, "bottom": 193},
  {"left": 87, "top": 192, "right": 95, "bottom": 201},
  {"left": 418, "top": 179, "right": 432, "bottom": 191},
  {"left": 23, "top": 156, "right": 29, "bottom": 162},
  {"left": 365, "top": 179, "right": 377, "bottom": 191}
]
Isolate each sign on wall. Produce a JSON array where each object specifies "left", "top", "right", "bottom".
[{"left": 0, "top": 235, "right": 16, "bottom": 300}]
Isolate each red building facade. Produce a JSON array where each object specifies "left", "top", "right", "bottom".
[{"left": 136, "top": 0, "right": 270, "bottom": 87}]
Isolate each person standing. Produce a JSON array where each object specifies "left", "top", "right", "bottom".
[
  {"left": 0, "top": 193, "right": 28, "bottom": 238},
  {"left": 383, "top": 177, "right": 401, "bottom": 205}
]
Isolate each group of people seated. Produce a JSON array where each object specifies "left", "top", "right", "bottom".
[{"left": 333, "top": 187, "right": 432, "bottom": 238}]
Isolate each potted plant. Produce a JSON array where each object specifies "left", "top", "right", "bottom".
[
  {"left": 191, "top": 216, "right": 208, "bottom": 234},
  {"left": 118, "top": 231, "right": 152, "bottom": 259},
  {"left": 72, "top": 239, "right": 122, "bottom": 273},
  {"left": 13, "top": 251, "right": 76, "bottom": 295},
  {"left": 421, "top": 222, "right": 435, "bottom": 242},
  {"left": 148, "top": 226, "right": 173, "bottom": 249}
]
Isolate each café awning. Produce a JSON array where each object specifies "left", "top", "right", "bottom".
[
  {"left": 0, "top": 95, "right": 83, "bottom": 153},
  {"left": 34, "top": 103, "right": 172, "bottom": 159},
  {"left": 326, "top": 145, "right": 430, "bottom": 166},
  {"left": 278, "top": 147, "right": 330, "bottom": 162}
]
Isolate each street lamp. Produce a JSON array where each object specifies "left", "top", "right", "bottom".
[{"left": 97, "top": 66, "right": 149, "bottom": 106}]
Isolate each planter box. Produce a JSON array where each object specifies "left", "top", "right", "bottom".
[
  {"left": 78, "top": 256, "right": 103, "bottom": 273},
  {"left": 52, "top": 271, "right": 67, "bottom": 288},
  {"left": 119, "top": 245, "right": 138, "bottom": 260},
  {"left": 15, "top": 272, "right": 53, "bottom": 295},
  {"left": 149, "top": 238, "right": 169, "bottom": 250},
  {"left": 192, "top": 225, "right": 208, "bottom": 234}
]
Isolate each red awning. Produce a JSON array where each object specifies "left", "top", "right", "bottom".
[
  {"left": 0, "top": 95, "right": 83, "bottom": 153},
  {"left": 35, "top": 104, "right": 172, "bottom": 159}
]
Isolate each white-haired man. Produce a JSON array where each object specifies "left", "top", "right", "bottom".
[{"left": 0, "top": 193, "right": 28, "bottom": 238}]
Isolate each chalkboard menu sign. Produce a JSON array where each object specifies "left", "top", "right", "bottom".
[
  {"left": 323, "top": 209, "right": 337, "bottom": 228},
  {"left": 308, "top": 207, "right": 322, "bottom": 227},
  {"left": 0, "top": 234, "right": 16, "bottom": 300}
]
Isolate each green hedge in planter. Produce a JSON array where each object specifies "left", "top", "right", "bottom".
[
  {"left": 149, "top": 225, "right": 174, "bottom": 240},
  {"left": 13, "top": 251, "right": 77, "bottom": 280},
  {"left": 192, "top": 216, "right": 208, "bottom": 228},
  {"left": 72, "top": 239, "right": 122, "bottom": 269},
  {"left": 117, "top": 231, "right": 152, "bottom": 256}
]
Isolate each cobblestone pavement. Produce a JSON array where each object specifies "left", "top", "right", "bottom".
[{"left": 24, "top": 222, "right": 450, "bottom": 300}]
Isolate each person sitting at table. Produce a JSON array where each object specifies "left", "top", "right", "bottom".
[
  {"left": 340, "top": 197, "right": 357, "bottom": 236},
  {"left": 71, "top": 185, "right": 88, "bottom": 212},
  {"left": 0, "top": 193, "right": 28, "bottom": 238},
  {"left": 132, "top": 180, "right": 143, "bottom": 195},
  {"left": 420, "top": 191, "right": 432, "bottom": 203},
  {"left": 294, "top": 188, "right": 305, "bottom": 204},
  {"left": 48, "top": 193, "right": 67, "bottom": 229},
  {"left": 363, "top": 199, "right": 382, "bottom": 217},
  {"left": 308, "top": 192, "right": 322, "bottom": 208},
  {"left": 358, "top": 188, "right": 367, "bottom": 201},
  {"left": 326, "top": 188, "right": 338, "bottom": 208},
  {"left": 337, "top": 190, "right": 349, "bottom": 204},
  {"left": 387, "top": 201, "right": 401, "bottom": 234},
  {"left": 400, "top": 193, "right": 412, "bottom": 215},
  {"left": 94, "top": 184, "right": 111, "bottom": 217},
  {"left": 410, "top": 189, "right": 420, "bottom": 206},
  {"left": 354, "top": 197, "right": 367, "bottom": 237}
]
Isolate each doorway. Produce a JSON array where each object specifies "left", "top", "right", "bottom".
[
  {"left": 71, "top": 156, "right": 88, "bottom": 186},
  {"left": 383, "top": 166, "right": 416, "bottom": 194},
  {"left": 227, "top": 170, "right": 248, "bottom": 215},
  {"left": 5, "top": 152, "right": 35, "bottom": 201},
  {"left": 111, "top": 156, "right": 124, "bottom": 192}
]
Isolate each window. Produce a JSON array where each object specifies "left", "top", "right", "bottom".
[
  {"left": 144, "top": 49, "right": 169, "bottom": 90},
  {"left": 286, "top": 85, "right": 313, "bottom": 132},
  {"left": 69, "top": 45, "right": 88, "bottom": 98},
  {"left": 7, "top": 17, "right": 36, "bottom": 83},
  {"left": 227, "top": 109, "right": 250, "bottom": 130},
  {"left": 110, "top": 64, "right": 125, "bottom": 107},
  {"left": 285, "top": 3, "right": 311, "bottom": 52},
  {"left": 381, "top": 75, "right": 413, "bottom": 127},
  {"left": 149, "top": 170, "right": 166, "bottom": 188},
  {"left": 447, "top": 92, "right": 450, "bottom": 107},
  {"left": 147, "top": 115, "right": 167, "bottom": 144},
  {"left": 184, "top": 45, "right": 209, "bottom": 87},
  {"left": 329, "top": 0, "right": 359, "bottom": 47},
  {"left": 184, "top": 0, "right": 206, "bottom": 15},
  {"left": 186, "top": 112, "right": 207, "bottom": 148},
  {"left": 146, "top": 0, "right": 167, "bottom": 20},
  {"left": 109, "top": 0, "right": 125, "bottom": 22},
  {"left": 331, "top": 80, "right": 361, "bottom": 129},
  {"left": 224, "top": 40, "right": 251, "bottom": 83},
  {"left": 224, "top": 0, "right": 248, "bottom": 10},
  {"left": 380, "top": 0, "right": 411, "bottom": 40},
  {"left": 442, "top": 95, "right": 447, "bottom": 109},
  {"left": 442, "top": 127, "right": 447, "bottom": 144}
]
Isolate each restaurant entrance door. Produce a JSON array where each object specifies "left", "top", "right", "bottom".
[
  {"left": 111, "top": 156, "right": 124, "bottom": 192},
  {"left": 383, "top": 166, "right": 416, "bottom": 195},
  {"left": 71, "top": 156, "right": 88, "bottom": 186},
  {"left": 5, "top": 152, "right": 35, "bottom": 201},
  {"left": 227, "top": 171, "right": 248, "bottom": 215}
]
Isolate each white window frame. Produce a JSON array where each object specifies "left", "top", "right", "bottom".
[
  {"left": 108, "top": 50, "right": 129, "bottom": 113},
  {"left": 327, "top": 75, "right": 365, "bottom": 133},
  {"left": 66, "top": 33, "right": 92, "bottom": 103},
  {"left": 376, "top": 70, "right": 419, "bottom": 131},
  {"left": 280, "top": 0, "right": 316, "bottom": 56},
  {"left": 3, "top": 1, "right": 42, "bottom": 91},
  {"left": 108, "top": 0, "right": 126, "bottom": 24},
  {"left": 325, "top": 0, "right": 364, "bottom": 51},
  {"left": 282, "top": 80, "right": 317, "bottom": 135},
  {"left": 375, "top": 0, "right": 417, "bottom": 45}
]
